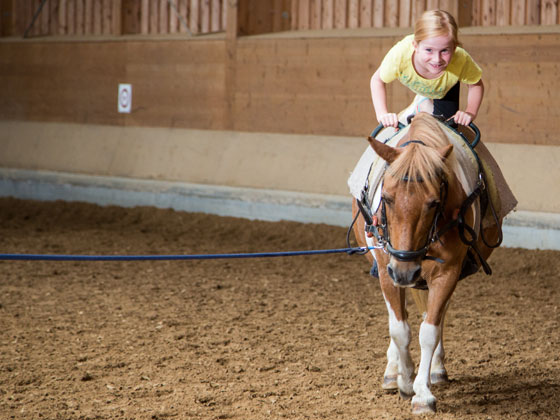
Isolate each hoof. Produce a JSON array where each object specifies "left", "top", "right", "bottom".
[
  {"left": 382, "top": 375, "right": 398, "bottom": 392},
  {"left": 399, "top": 389, "right": 414, "bottom": 400},
  {"left": 430, "top": 370, "right": 449, "bottom": 385},
  {"left": 412, "top": 398, "right": 436, "bottom": 415}
]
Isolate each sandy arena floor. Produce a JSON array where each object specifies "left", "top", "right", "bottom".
[{"left": 0, "top": 198, "right": 559, "bottom": 419}]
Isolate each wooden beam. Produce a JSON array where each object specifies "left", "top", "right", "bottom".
[
  {"left": 334, "top": 0, "right": 346, "bottom": 29},
  {"left": 399, "top": 0, "right": 411, "bottom": 27},
  {"left": 496, "top": 0, "right": 510, "bottom": 26},
  {"left": 526, "top": 0, "right": 541, "bottom": 24},
  {"left": 373, "top": 0, "right": 383, "bottom": 27},
  {"left": 481, "top": 0, "right": 496, "bottom": 26},
  {"left": 359, "top": 0, "right": 372, "bottom": 28},
  {"left": 310, "top": 0, "right": 321, "bottom": 30},
  {"left": 385, "top": 0, "right": 398, "bottom": 28},
  {"left": 511, "top": 0, "right": 525, "bottom": 25},
  {"left": 225, "top": 0, "right": 239, "bottom": 129},
  {"left": 457, "top": 0, "right": 473, "bottom": 27},
  {"left": 322, "top": 0, "right": 334, "bottom": 29},
  {"left": 541, "top": 0, "right": 558, "bottom": 25}
]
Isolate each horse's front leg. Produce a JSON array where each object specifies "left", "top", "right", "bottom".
[
  {"left": 412, "top": 280, "right": 456, "bottom": 415},
  {"left": 379, "top": 270, "right": 415, "bottom": 398}
]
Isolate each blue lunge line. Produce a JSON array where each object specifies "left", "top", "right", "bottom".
[{"left": 0, "top": 247, "right": 372, "bottom": 261}]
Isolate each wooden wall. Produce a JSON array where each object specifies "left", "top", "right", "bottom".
[
  {"left": 290, "top": 0, "right": 560, "bottom": 29},
  {"left": 1, "top": 28, "right": 559, "bottom": 146},
  {"left": 0, "top": 0, "right": 227, "bottom": 37},
  {"left": 2, "top": 1, "right": 560, "bottom": 38}
]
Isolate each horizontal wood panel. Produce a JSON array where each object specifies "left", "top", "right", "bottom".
[
  {"left": 0, "top": 31, "right": 559, "bottom": 146},
  {"left": 0, "top": 39, "right": 227, "bottom": 129}
]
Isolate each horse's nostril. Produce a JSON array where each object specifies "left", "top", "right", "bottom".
[{"left": 387, "top": 265, "right": 395, "bottom": 281}]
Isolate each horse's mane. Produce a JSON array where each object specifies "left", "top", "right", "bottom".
[{"left": 386, "top": 113, "right": 455, "bottom": 193}]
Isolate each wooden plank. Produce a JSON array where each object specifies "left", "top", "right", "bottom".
[
  {"left": 457, "top": 0, "right": 473, "bottom": 27},
  {"left": 411, "top": 0, "right": 426, "bottom": 24},
  {"left": 526, "top": 0, "right": 540, "bottom": 24},
  {"left": 299, "top": 0, "right": 310, "bottom": 29},
  {"left": 201, "top": 0, "right": 210, "bottom": 33},
  {"left": 399, "top": 0, "right": 411, "bottom": 27},
  {"left": 322, "top": 0, "right": 334, "bottom": 29},
  {"left": 67, "top": 0, "right": 75, "bottom": 35},
  {"left": 541, "top": 0, "right": 558, "bottom": 25},
  {"left": 439, "top": 0, "right": 458, "bottom": 20},
  {"left": 168, "top": 0, "right": 178, "bottom": 33},
  {"left": 511, "top": 0, "right": 526, "bottom": 25},
  {"left": 385, "top": 0, "right": 398, "bottom": 27},
  {"left": 221, "top": 0, "right": 227, "bottom": 31},
  {"left": 121, "top": 0, "right": 138, "bottom": 34},
  {"left": 310, "top": 0, "right": 322, "bottom": 30},
  {"left": 40, "top": 0, "right": 50, "bottom": 34},
  {"left": 334, "top": 0, "right": 346, "bottom": 29},
  {"left": 481, "top": 0, "right": 496, "bottom": 26},
  {"left": 211, "top": 0, "right": 220, "bottom": 31},
  {"left": 105, "top": 0, "right": 112, "bottom": 34},
  {"left": 140, "top": 0, "right": 148, "bottom": 33},
  {"left": 348, "top": 0, "right": 359, "bottom": 28},
  {"left": 75, "top": 0, "right": 84, "bottom": 35},
  {"left": 472, "top": 0, "right": 481, "bottom": 26},
  {"left": 272, "top": 0, "right": 283, "bottom": 31},
  {"left": 190, "top": 0, "right": 199, "bottom": 34},
  {"left": 426, "top": 0, "right": 438, "bottom": 10},
  {"left": 49, "top": 0, "right": 60, "bottom": 35},
  {"left": 93, "top": 0, "right": 102, "bottom": 35},
  {"left": 359, "top": 0, "right": 372, "bottom": 28},
  {"left": 149, "top": 0, "right": 157, "bottom": 33},
  {"left": 179, "top": 0, "right": 189, "bottom": 33},
  {"left": 84, "top": 0, "right": 93, "bottom": 34},
  {"left": 157, "top": 0, "right": 167, "bottom": 33},
  {"left": 496, "top": 0, "right": 510, "bottom": 26},
  {"left": 373, "top": 0, "right": 383, "bottom": 27},
  {"left": 109, "top": 0, "right": 120, "bottom": 34},
  {"left": 58, "top": 0, "right": 67, "bottom": 33}
]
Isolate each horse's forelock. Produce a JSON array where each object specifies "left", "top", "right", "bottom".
[{"left": 387, "top": 114, "right": 453, "bottom": 192}]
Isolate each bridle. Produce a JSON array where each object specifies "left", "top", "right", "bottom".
[{"left": 358, "top": 140, "right": 448, "bottom": 264}]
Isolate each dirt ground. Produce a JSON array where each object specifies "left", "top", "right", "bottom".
[{"left": 0, "top": 197, "right": 559, "bottom": 420}]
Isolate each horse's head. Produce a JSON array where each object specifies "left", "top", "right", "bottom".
[{"left": 368, "top": 118, "right": 454, "bottom": 287}]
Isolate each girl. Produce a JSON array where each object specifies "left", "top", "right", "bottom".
[{"left": 371, "top": 9, "right": 484, "bottom": 127}]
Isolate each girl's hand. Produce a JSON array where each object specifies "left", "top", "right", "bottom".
[
  {"left": 378, "top": 113, "right": 399, "bottom": 128},
  {"left": 453, "top": 111, "right": 475, "bottom": 126}
]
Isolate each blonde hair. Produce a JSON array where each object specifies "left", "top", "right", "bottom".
[{"left": 414, "top": 10, "right": 461, "bottom": 48}]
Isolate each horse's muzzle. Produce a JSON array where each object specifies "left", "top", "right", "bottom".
[{"left": 387, "top": 262, "right": 422, "bottom": 287}]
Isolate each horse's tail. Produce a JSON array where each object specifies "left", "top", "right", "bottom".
[{"left": 410, "top": 289, "right": 428, "bottom": 315}]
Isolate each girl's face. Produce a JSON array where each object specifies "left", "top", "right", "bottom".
[{"left": 413, "top": 35, "right": 455, "bottom": 79}]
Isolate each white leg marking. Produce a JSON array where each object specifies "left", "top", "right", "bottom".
[
  {"left": 383, "top": 295, "right": 414, "bottom": 396},
  {"left": 412, "top": 322, "right": 439, "bottom": 412},
  {"left": 430, "top": 323, "right": 448, "bottom": 384}
]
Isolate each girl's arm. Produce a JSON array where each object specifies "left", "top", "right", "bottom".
[
  {"left": 454, "top": 79, "right": 484, "bottom": 126},
  {"left": 370, "top": 68, "right": 399, "bottom": 128}
]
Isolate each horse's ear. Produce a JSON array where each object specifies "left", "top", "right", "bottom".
[
  {"left": 367, "top": 136, "right": 400, "bottom": 163},
  {"left": 438, "top": 144, "right": 454, "bottom": 160}
]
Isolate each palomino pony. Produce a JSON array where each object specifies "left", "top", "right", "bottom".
[{"left": 352, "top": 113, "right": 502, "bottom": 415}]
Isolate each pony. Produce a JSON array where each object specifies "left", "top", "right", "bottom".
[{"left": 351, "top": 112, "right": 502, "bottom": 415}]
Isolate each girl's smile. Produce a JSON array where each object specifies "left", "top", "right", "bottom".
[{"left": 412, "top": 35, "right": 455, "bottom": 79}]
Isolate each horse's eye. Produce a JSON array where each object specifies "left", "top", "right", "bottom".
[
  {"left": 383, "top": 195, "right": 394, "bottom": 206},
  {"left": 427, "top": 200, "right": 440, "bottom": 209}
]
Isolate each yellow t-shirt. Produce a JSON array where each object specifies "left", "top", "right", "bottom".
[{"left": 379, "top": 34, "right": 482, "bottom": 99}]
